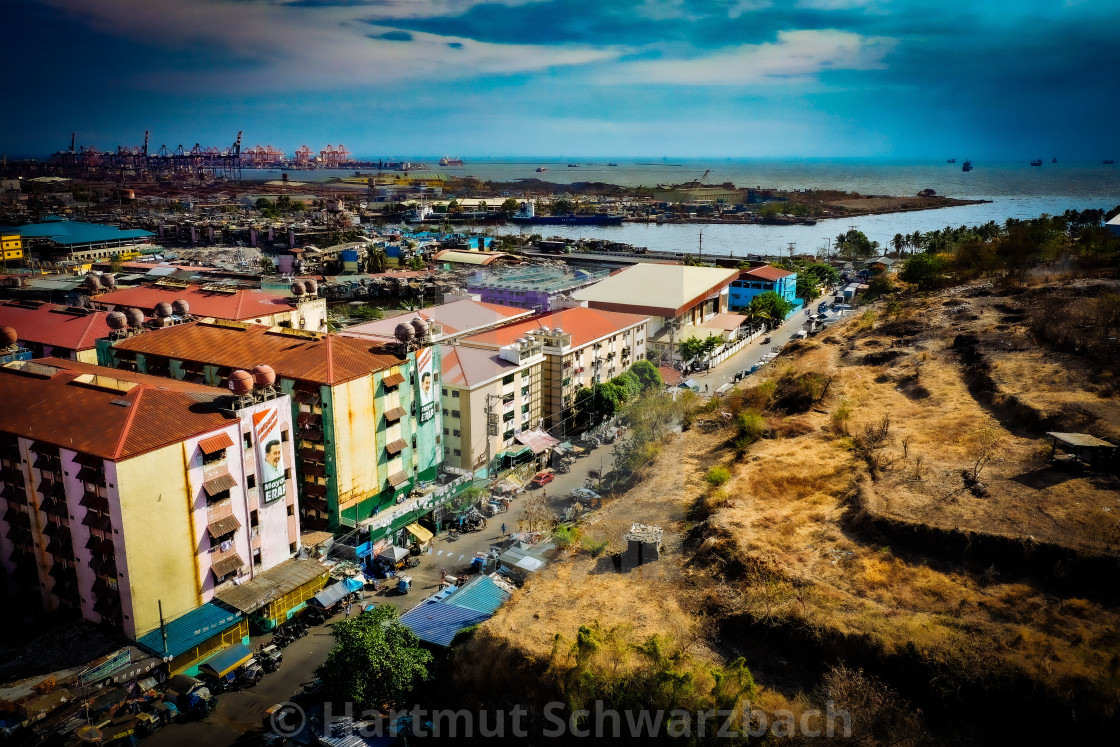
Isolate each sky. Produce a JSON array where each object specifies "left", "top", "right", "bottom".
[{"left": 2, "top": 0, "right": 1119, "bottom": 159}]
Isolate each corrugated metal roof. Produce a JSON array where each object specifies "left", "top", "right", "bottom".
[
  {"left": 135, "top": 601, "right": 241, "bottom": 658},
  {"left": 461, "top": 306, "right": 648, "bottom": 350},
  {"left": 385, "top": 439, "right": 407, "bottom": 455},
  {"left": 198, "top": 432, "right": 233, "bottom": 455},
  {"left": 1, "top": 220, "right": 153, "bottom": 246},
  {"left": 443, "top": 575, "right": 510, "bottom": 615},
  {"left": 111, "top": 321, "right": 405, "bottom": 386},
  {"left": 96, "top": 284, "right": 293, "bottom": 322},
  {"left": 343, "top": 298, "right": 530, "bottom": 340},
  {"left": 214, "top": 558, "right": 327, "bottom": 613},
  {"left": 740, "top": 265, "right": 794, "bottom": 282},
  {"left": 0, "top": 301, "right": 114, "bottom": 352},
  {"left": 439, "top": 344, "right": 522, "bottom": 388},
  {"left": 399, "top": 600, "right": 490, "bottom": 647},
  {"left": 206, "top": 514, "right": 241, "bottom": 538},
  {"left": 202, "top": 473, "right": 237, "bottom": 497},
  {"left": 0, "top": 361, "right": 234, "bottom": 461},
  {"left": 383, "top": 406, "right": 406, "bottom": 422},
  {"left": 1047, "top": 432, "right": 1115, "bottom": 448},
  {"left": 212, "top": 554, "right": 245, "bottom": 577},
  {"left": 382, "top": 372, "right": 406, "bottom": 388}
]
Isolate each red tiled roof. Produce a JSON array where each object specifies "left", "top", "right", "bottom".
[
  {"left": 658, "top": 366, "right": 683, "bottom": 386},
  {"left": 198, "top": 432, "right": 234, "bottom": 455},
  {"left": 460, "top": 307, "right": 648, "bottom": 350},
  {"left": 0, "top": 300, "right": 114, "bottom": 352},
  {"left": 0, "top": 361, "right": 234, "bottom": 461},
  {"left": 96, "top": 284, "right": 294, "bottom": 322},
  {"left": 740, "top": 266, "right": 794, "bottom": 282},
  {"left": 111, "top": 321, "right": 405, "bottom": 386}
]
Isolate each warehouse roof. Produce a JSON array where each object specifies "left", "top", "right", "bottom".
[
  {"left": 0, "top": 360, "right": 233, "bottom": 460},
  {"left": 343, "top": 298, "right": 530, "bottom": 341},
  {"left": 0, "top": 300, "right": 113, "bottom": 352},
  {"left": 111, "top": 320, "right": 405, "bottom": 385},
  {"left": 398, "top": 600, "right": 491, "bottom": 647},
  {"left": 0, "top": 220, "right": 153, "bottom": 247},
  {"left": 432, "top": 249, "right": 515, "bottom": 266},
  {"left": 213, "top": 558, "right": 328, "bottom": 614},
  {"left": 571, "top": 264, "right": 739, "bottom": 318}
]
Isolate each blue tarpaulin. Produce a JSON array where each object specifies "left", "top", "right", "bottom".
[{"left": 308, "top": 580, "right": 352, "bottom": 609}]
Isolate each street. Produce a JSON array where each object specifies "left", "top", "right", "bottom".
[{"left": 701, "top": 303, "right": 819, "bottom": 392}]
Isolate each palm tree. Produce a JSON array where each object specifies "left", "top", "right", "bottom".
[{"left": 891, "top": 233, "right": 905, "bottom": 256}]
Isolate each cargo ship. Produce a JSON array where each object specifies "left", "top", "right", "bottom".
[
  {"left": 508, "top": 200, "right": 623, "bottom": 226},
  {"left": 962, "top": 160, "right": 973, "bottom": 172},
  {"left": 439, "top": 156, "right": 464, "bottom": 166}
]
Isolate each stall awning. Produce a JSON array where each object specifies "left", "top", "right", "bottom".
[
  {"left": 199, "top": 643, "right": 253, "bottom": 678},
  {"left": 386, "top": 439, "right": 407, "bottom": 456},
  {"left": 384, "top": 407, "right": 407, "bottom": 423},
  {"left": 207, "top": 514, "right": 241, "bottom": 539},
  {"left": 378, "top": 545, "right": 410, "bottom": 563},
  {"left": 406, "top": 523, "right": 433, "bottom": 543},
  {"left": 308, "top": 580, "right": 351, "bottom": 609},
  {"left": 203, "top": 473, "right": 237, "bottom": 497},
  {"left": 198, "top": 433, "right": 234, "bottom": 455},
  {"left": 499, "top": 445, "right": 532, "bottom": 459},
  {"left": 515, "top": 429, "right": 560, "bottom": 455}
]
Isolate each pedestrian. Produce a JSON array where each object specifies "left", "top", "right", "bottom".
[
  {"left": 344, "top": 601, "right": 351, "bottom": 618},
  {"left": 501, "top": 522, "right": 507, "bottom": 535}
]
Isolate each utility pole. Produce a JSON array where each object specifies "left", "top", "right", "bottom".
[
  {"left": 698, "top": 229, "right": 703, "bottom": 264},
  {"left": 787, "top": 242, "right": 795, "bottom": 261}
]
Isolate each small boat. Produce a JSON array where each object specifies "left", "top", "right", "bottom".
[
  {"left": 946, "top": 158, "right": 956, "bottom": 164},
  {"left": 1051, "top": 157, "right": 1057, "bottom": 163},
  {"left": 1104, "top": 159, "right": 1114, "bottom": 165},
  {"left": 535, "top": 167, "right": 548, "bottom": 172},
  {"left": 567, "top": 164, "right": 579, "bottom": 168},
  {"left": 1030, "top": 159, "right": 1043, "bottom": 166},
  {"left": 607, "top": 163, "right": 618, "bottom": 167},
  {"left": 962, "top": 160, "right": 973, "bottom": 172}
]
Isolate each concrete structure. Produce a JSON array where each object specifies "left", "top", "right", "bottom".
[
  {"left": 467, "top": 266, "right": 610, "bottom": 313},
  {"left": 570, "top": 264, "right": 739, "bottom": 335},
  {"left": 96, "top": 319, "right": 442, "bottom": 530},
  {"left": 2, "top": 232, "right": 23, "bottom": 263},
  {"left": 94, "top": 283, "right": 328, "bottom": 331},
  {"left": 342, "top": 298, "right": 531, "bottom": 344},
  {"left": 0, "top": 300, "right": 114, "bottom": 363},
  {"left": 0, "top": 359, "right": 300, "bottom": 639},
  {"left": 648, "top": 312, "right": 754, "bottom": 364},
  {"left": 439, "top": 339, "right": 545, "bottom": 472},
  {"left": 460, "top": 307, "right": 648, "bottom": 438},
  {"left": 728, "top": 265, "right": 798, "bottom": 312},
  {"left": 622, "top": 523, "right": 663, "bottom": 570},
  {"left": 0, "top": 219, "right": 154, "bottom": 265}
]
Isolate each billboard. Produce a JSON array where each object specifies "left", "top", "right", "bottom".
[
  {"left": 253, "top": 406, "right": 286, "bottom": 504},
  {"left": 416, "top": 346, "right": 435, "bottom": 422}
]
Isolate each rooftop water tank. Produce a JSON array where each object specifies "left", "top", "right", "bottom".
[
  {"left": 228, "top": 370, "right": 254, "bottom": 395},
  {"left": 84, "top": 275, "right": 101, "bottom": 291},
  {"left": 290, "top": 281, "right": 306, "bottom": 297},
  {"left": 106, "top": 312, "right": 127, "bottom": 330},
  {"left": 394, "top": 323, "right": 415, "bottom": 342},
  {"left": 1, "top": 327, "right": 17, "bottom": 345},
  {"left": 154, "top": 302, "right": 173, "bottom": 318},
  {"left": 124, "top": 308, "right": 145, "bottom": 327},
  {"left": 411, "top": 318, "right": 429, "bottom": 337},
  {"left": 251, "top": 364, "right": 276, "bottom": 388},
  {"left": 303, "top": 279, "right": 318, "bottom": 296},
  {"left": 172, "top": 299, "right": 190, "bottom": 316}
]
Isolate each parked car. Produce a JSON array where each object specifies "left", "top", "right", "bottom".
[
  {"left": 570, "top": 488, "right": 601, "bottom": 505},
  {"left": 528, "top": 470, "right": 555, "bottom": 489}
]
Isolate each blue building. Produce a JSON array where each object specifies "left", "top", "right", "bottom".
[{"left": 728, "top": 265, "right": 800, "bottom": 315}]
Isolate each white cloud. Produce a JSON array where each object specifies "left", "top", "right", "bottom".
[
  {"left": 604, "top": 29, "right": 895, "bottom": 86},
  {"left": 37, "top": 0, "right": 617, "bottom": 90}
]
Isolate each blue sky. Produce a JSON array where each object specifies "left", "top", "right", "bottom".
[{"left": 2, "top": 0, "right": 1118, "bottom": 158}]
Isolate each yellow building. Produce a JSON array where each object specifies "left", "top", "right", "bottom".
[{"left": 1, "top": 233, "right": 22, "bottom": 263}]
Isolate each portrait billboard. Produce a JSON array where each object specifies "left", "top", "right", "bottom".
[
  {"left": 416, "top": 346, "right": 435, "bottom": 422},
  {"left": 253, "top": 406, "right": 286, "bottom": 504}
]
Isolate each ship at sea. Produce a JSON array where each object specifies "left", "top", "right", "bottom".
[
  {"left": 1030, "top": 159, "right": 1043, "bottom": 166},
  {"left": 567, "top": 163, "right": 579, "bottom": 168},
  {"left": 947, "top": 158, "right": 956, "bottom": 164},
  {"left": 535, "top": 167, "right": 548, "bottom": 172},
  {"left": 1105, "top": 160, "right": 1115, "bottom": 165},
  {"left": 962, "top": 160, "right": 973, "bottom": 172},
  {"left": 439, "top": 156, "right": 464, "bottom": 166},
  {"left": 508, "top": 200, "right": 623, "bottom": 226}
]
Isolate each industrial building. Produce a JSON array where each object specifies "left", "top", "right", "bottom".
[
  {"left": 93, "top": 281, "right": 328, "bottom": 331},
  {"left": 0, "top": 300, "right": 114, "bottom": 363},
  {"left": 0, "top": 358, "right": 301, "bottom": 640},
  {"left": 459, "top": 306, "right": 649, "bottom": 437},
  {"left": 439, "top": 338, "right": 546, "bottom": 472},
  {"left": 570, "top": 264, "right": 739, "bottom": 335},
  {"left": 0, "top": 219, "right": 155, "bottom": 266},
  {"left": 466, "top": 265, "right": 610, "bottom": 313},
  {"left": 96, "top": 319, "right": 443, "bottom": 530}
]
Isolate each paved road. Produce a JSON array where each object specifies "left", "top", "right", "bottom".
[
  {"left": 697, "top": 302, "right": 821, "bottom": 393},
  {"left": 144, "top": 441, "right": 616, "bottom": 747}
]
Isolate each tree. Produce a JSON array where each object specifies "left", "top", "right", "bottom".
[
  {"left": 447, "top": 199, "right": 461, "bottom": 214},
  {"left": 836, "top": 229, "right": 879, "bottom": 259},
  {"left": 891, "top": 233, "right": 906, "bottom": 256},
  {"left": 611, "top": 370, "right": 642, "bottom": 401},
  {"left": 365, "top": 245, "right": 388, "bottom": 274},
  {"left": 795, "top": 273, "right": 821, "bottom": 302},
  {"left": 550, "top": 198, "right": 574, "bottom": 215},
  {"left": 258, "top": 255, "right": 275, "bottom": 274},
  {"left": 500, "top": 197, "right": 519, "bottom": 216},
  {"left": 629, "top": 360, "right": 663, "bottom": 392},
  {"left": 677, "top": 336, "right": 706, "bottom": 362},
  {"left": 316, "top": 604, "right": 433, "bottom": 710},
  {"left": 748, "top": 291, "right": 794, "bottom": 328},
  {"left": 407, "top": 254, "right": 426, "bottom": 271},
  {"left": 900, "top": 252, "right": 949, "bottom": 290},
  {"left": 521, "top": 492, "right": 557, "bottom": 532}
]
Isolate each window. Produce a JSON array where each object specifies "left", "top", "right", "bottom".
[
  {"left": 503, "top": 429, "right": 514, "bottom": 440},
  {"left": 453, "top": 429, "right": 461, "bottom": 437},
  {"left": 443, "top": 428, "right": 449, "bottom": 435},
  {"left": 444, "top": 446, "right": 450, "bottom": 455},
  {"left": 287, "top": 504, "right": 294, "bottom": 516},
  {"left": 442, "top": 407, "right": 448, "bottom": 416},
  {"left": 521, "top": 370, "right": 529, "bottom": 378},
  {"left": 441, "top": 387, "right": 447, "bottom": 396},
  {"left": 247, "top": 474, "right": 256, "bottom": 489},
  {"left": 284, "top": 467, "right": 291, "bottom": 479},
  {"left": 451, "top": 410, "right": 460, "bottom": 418},
  {"left": 521, "top": 404, "right": 529, "bottom": 414},
  {"left": 253, "top": 549, "right": 262, "bottom": 566},
  {"left": 281, "top": 429, "right": 289, "bottom": 442},
  {"left": 250, "top": 510, "right": 259, "bottom": 528},
  {"left": 453, "top": 449, "right": 461, "bottom": 456},
  {"left": 521, "top": 386, "right": 529, "bottom": 396},
  {"left": 243, "top": 432, "right": 252, "bottom": 450},
  {"left": 503, "top": 411, "right": 515, "bottom": 422},
  {"left": 452, "top": 390, "right": 459, "bottom": 398},
  {"left": 502, "top": 373, "right": 515, "bottom": 385},
  {"left": 290, "top": 542, "right": 297, "bottom": 554}
]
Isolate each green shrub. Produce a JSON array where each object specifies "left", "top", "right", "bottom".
[{"left": 705, "top": 466, "right": 731, "bottom": 487}]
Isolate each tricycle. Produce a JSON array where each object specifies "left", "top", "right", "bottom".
[{"left": 397, "top": 575, "right": 412, "bottom": 594}]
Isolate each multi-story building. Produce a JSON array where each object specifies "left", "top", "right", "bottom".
[
  {"left": 96, "top": 319, "right": 442, "bottom": 530},
  {"left": 459, "top": 307, "right": 648, "bottom": 438},
  {"left": 1, "top": 232, "right": 22, "bottom": 263},
  {"left": 94, "top": 282, "right": 328, "bottom": 332},
  {"left": 0, "top": 299, "right": 114, "bottom": 363},
  {"left": 728, "top": 265, "right": 798, "bottom": 312},
  {"left": 0, "top": 358, "right": 300, "bottom": 639},
  {"left": 439, "top": 338, "right": 545, "bottom": 472},
  {"left": 342, "top": 298, "right": 531, "bottom": 344},
  {"left": 571, "top": 264, "right": 739, "bottom": 335},
  {"left": 466, "top": 266, "right": 610, "bottom": 313}
]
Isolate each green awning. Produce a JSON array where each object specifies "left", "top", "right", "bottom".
[{"left": 499, "top": 446, "right": 532, "bottom": 459}]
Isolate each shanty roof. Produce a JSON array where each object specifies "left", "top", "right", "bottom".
[
  {"left": 440, "top": 344, "right": 522, "bottom": 388},
  {"left": 135, "top": 601, "right": 241, "bottom": 659},
  {"left": 398, "top": 600, "right": 491, "bottom": 647},
  {"left": 698, "top": 312, "right": 749, "bottom": 332},
  {"left": 515, "top": 428, "right": 559, "bottom": 454},
  {"left": 343, "top": 298, "right": 531, "bottom": 341},
  {"left": 1047, "top": 432, "right": 1116, "bottom": 449},
  {"left": 110, "top": 320, "right": 405, "bottom": 386},
  {"left": 96, "top": 284, "right": 294, "bottom": 322},
  {"left": 442, "top": 574, "right": 511, "bottom": 615},
  {"left": 0, "top": 359, "right": 236, "bottom": 461},
  {"left": 431, "top": 249, "right": 514, "bottom": 266},
  {"left": 570, "top": 264, "right": 739, "bottom": 318},
  {"left": 0, "top": 300, "right": 114, "bottom": 352},
  {"left": 460, "top": 306, "right": 648, "bottom": 350},
  {"left": 740, "top": 265, "right": 794, "bottom": 282},
  {"left": 0, "top": 220, "right": 153, "bottom": 246}
]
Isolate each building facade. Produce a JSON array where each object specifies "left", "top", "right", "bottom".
[
  {"left": 96, "top": 319, "right": 442, "bottom": 530},
  {"left": 0, "top": 359, "right": 300, "bottom": 639},
  {"left": 727, "top": 265, "right": 798, "bottom": 312},
  {"left": 459, "top": 307, "right": 649, "bottom": 438},
  {"left": 439, "top": 339, "right": 545, "bottom": 472},
  {"left": 1, "top": 232, "right": 22, "bottom": 263}
]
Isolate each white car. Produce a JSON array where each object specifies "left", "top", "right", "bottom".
[{"left": 570, "top": 488, "right": 601, "bottom": 504}]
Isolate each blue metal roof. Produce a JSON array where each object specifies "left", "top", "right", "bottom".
[
  {"left": 136, "top": 602, "right": 242, "bottom": 659},
  {"left": 308, "top": 580, "right": 352, "bottom": 609},
  {"left": 399, "top": 600, "right": 490, "bottom": 647},
  {"left": 0, "top": 220, "right": 153, "bottom": 246},
  {"left": 443, "top": 575, "right": 510, "bottom": 615},
  {"left": 198, "top": 642, "right": 253, "bottom": 678}
]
